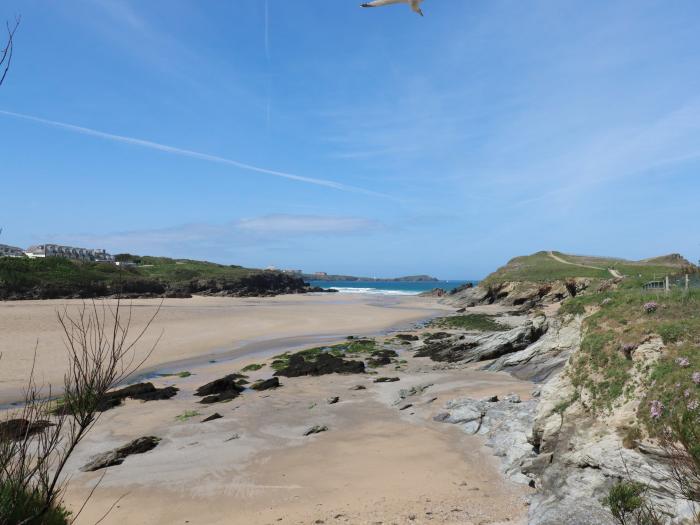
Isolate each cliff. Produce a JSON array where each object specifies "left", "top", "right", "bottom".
[{"left": 431, "top": 250, "right": 700, "bottom": 524}]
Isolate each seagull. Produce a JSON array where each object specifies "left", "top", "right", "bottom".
[{"left": 360, "top": 0, "right": 425, "bottom": 16}]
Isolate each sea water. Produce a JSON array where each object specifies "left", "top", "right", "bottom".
[{"left": 308, "top": 280, "right": 476, "bottom": 296}]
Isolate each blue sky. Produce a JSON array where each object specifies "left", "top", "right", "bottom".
[{"left": 1, "top": 0, "right": 699, "bottom": 279}]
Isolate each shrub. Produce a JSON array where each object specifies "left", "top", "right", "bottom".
[{"left": 0, "top": 482, "right": 71, "bottom": 525}]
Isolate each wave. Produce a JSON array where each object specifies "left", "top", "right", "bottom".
[{"left": 324, "top": 287, "right": 420, "bottom": 296}]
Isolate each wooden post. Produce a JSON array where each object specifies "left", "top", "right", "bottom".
[
  {"left": 686, "top": 274, "right": 690, "bottom": 292},
  {"left": 665, "top": 276, "right": 670, "bottom": 293}
]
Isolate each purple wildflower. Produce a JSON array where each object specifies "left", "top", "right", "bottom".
[
  {"left": 688, "top": 399, "right": 699, "bottom": 412},
  {"left": 676, "top": 357, "right": 690, "bottom": 368},
  {"left": 643, "top": 302, "right": 658, "bottom": 313},
  {"left": 650, "top": 400, "right": 664, "bottom": 419},
  {"left": 693, "top": 372, "right": 700, "bottom": 385}
]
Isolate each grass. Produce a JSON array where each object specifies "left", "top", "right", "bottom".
[
  {"left": 270, "top": 339, "right": 377, "bottom": 371},
  {"left": 0, "top": 482, "right": 71, "bottom": 525},
  {"left": 564, "top": 289, "right": 700, "bottom": 415},
  {"left": 175, "top": 410, "right": 200, "bottom": 422},
  {"left": 481, "top": 250, "right": 694, "bottom": 286},
  {"left": 429, "top": 314, "right": 508, "bottom": 332},
  {"left": 0, "top": 255, "right": 262, "bottom": 298}
]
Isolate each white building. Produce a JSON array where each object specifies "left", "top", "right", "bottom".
[{"left": 24, "top": 244, "right": 115, "bottom": 262}]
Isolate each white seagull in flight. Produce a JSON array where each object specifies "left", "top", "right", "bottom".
[{"left": 361, "top": 0, "right": 425, "bottom": 16}]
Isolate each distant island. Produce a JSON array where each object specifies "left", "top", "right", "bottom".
[{"left": 302, "top": 273, "right": 439, "bottom": 282}]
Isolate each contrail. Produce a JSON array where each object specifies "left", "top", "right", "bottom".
[
  {"left": 264, "top": 0, "right": 270, "bottom": 61},
  {"left": 0, "top": 109, "right": 387, "bottom": 197}
]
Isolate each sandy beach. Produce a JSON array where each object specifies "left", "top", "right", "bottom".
[
  {"left": 1, "top": 294, "right": 533, "bottom": 524},
  {"left": 0, "top": 294, "right": 448, "bottom": 404}
]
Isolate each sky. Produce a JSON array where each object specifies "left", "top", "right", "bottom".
[{"left": 1, "top": 0, "right": 699, "bottom": 279}]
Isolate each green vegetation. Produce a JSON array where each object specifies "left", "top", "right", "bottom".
[
  {"left": 158, "top": 371, "right": 192, "bottom": 378},
  {"left": 482, "top": 251, "right": 694, "bottom": 286},
  {"left": 241, "top": 363, "right": 264, "bottom": 372},
  {"left": 0, "top": 254, "right": 303, "bottom": 299},
  {"left": 564, "top": 289, "right": 700, "bottom": 414},
  {"left": 430, "top": 314, "right": 508, "bottom": 332},
  {"left": 0, "top": 482, "right": 71, "bottom": 525},
  {"left": 175, "top": 410, "right": 200, "bottom": 422},
  {"left": 270, "top": 339, "right": 378, "bottom": 371},
  {"left": 603, "top": 481, "right": 658, "bottom": 525}
]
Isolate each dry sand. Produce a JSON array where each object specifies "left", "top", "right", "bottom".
[
  {"left": 0, "top": 294, "right": 448, "bottom": 404},
  {"left": 1, "top": 294, "right": 533, "bottom": 524},
  {"left": 64, "top": 354, "right": 532, "bottom": 525}
]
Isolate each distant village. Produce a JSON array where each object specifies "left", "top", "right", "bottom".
[{"left": 0, "top": 243, "right": 116, "bottom": 263}]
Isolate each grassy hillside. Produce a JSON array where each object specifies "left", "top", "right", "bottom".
[
  {"left": 0, "top": 255, "right": 307, "bottom": 299},
  {"left": 482, "top": 251, "right": 695, "bottom": 286}
]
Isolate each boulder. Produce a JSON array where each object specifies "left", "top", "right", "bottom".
[
  {"left": 374, "top": 377, "right": 400, "bottom": 383},
  {"left": 195, "top": 375, "right": 245, "bottom": 403},
  {"left": 251, "top": 377, "right": 281, "bottom": 391},
  {"left": 201, "top": 413, "right": 223, "bottom": 423},
  {"left": 81, "top": 436, "right": 160, "bottom": 472}
]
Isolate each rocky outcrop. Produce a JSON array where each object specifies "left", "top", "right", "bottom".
[
  {"left": 81, "top": 436, "right": 160, "bottom": 472},
  {"left": 484, "top": 315, "right": 583, "bottom": 382},
  {"left": 274, "top": 353, "right": 365, "bottom": 377},
  {"left": 525, "top": 337, "right": 698, "bottom": 524},
  {"left": 434, "top": 396, "right": 538, "bottom": 485},
  {"left": 443, "top": 279, "right": 594, "bottom": 309},
  {"left": 415, "top": 317, "right": 548, "bottom": 363}
]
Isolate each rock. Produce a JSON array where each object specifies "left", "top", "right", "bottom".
[
  {"left": 396, "top": 384, "right": 433, "bottom": 402},
  {"left": 350, "top": 385, "right": 366, "bottom": 390},
  {"left": 0, "top": 419, "right": 54, "bottom": 440},
  {"left": 327, "top": 396, "right": 340, "bottom": 404},
  {"left": 416, "top": 317, "right": 548, "bottom": 364},
  {"left": 399, "top": 403, "right": 413, "bottom": 411},
  {"left": 395, "top": 334, "right": 419, "bottom": 341},
  {"left": 303, "top": 425, "right": 328, "bottom": 436},
  {"left": 81, "top": 436, "right": 160, "bottom": 472},
  {"left": 504, "top": 393, "right": 521, "bottom": 404},
  {"left": 419, "top": 288, "right": 447, "bottom": 297},
  {"left": 481, "top": 395, "right": 499, "bottom": 403},
  {"left": 194, "top": 375, "right": 245, "bottom": 403},
  {"left": 367, "top": 356, "right": 392, "bottom": 367},
  {"left": 484, "top": 315, "right": 582, "bottom": 382},
  {"left": 424, "top": 332, "right": 450, "bottom": 341},
  {"left": 372, "top": 349, "right": 399, "bottom": 358},
  {"left": 73, "top": 382, "right": 180, "bottom": 412},
  {"left": 274, "top": 353, "right": 365, "bottom": 378},
  {"left": 456, "top": 307, "right": 466, "bottom": 313},
  {"left": 251, "top": 377, "right": 281, "bottom": 391},
  {"left": 438, "top": 397, "right": 538, "bottom": 483},
  {"left": 201, "top": 413, "right": 223, "bottom": 423},
  {"left": 374, "top": 377, "right": 400, "bottom": 383}
]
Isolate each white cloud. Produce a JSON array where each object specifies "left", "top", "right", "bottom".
[{"left": 236, "top": 214, "right": 380, "bottom": 235}]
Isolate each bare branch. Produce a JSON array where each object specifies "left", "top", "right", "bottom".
[{"left": 0, "top": 16, "right": 20, "bottom": 87}]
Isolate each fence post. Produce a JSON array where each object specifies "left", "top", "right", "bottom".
[
  {"left": 665, "top": 276, "right": 670, "bottom": 293},
  {"left": 686, "top": 274, "right": 690, "bottom": 292}
]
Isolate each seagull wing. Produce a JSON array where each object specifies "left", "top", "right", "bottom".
[{"left": 361, "top": 0, "right": 408, "bottom": 7}]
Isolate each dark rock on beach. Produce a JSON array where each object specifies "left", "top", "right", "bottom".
[
  {"left": 0, "top": 419, "right": 54, "bottom": 441},
  {"left": 274, "top": 353, "right": 365, "bottom": 378},
  {"left": 81, "top": 436, "right": 161, "bottom": 472},
  {"left": 374, "top": 377, "right": 400, "bottom": 383},
  {"left": 195, "top": 374, "right": 246, "bottom": 403},
  {"left": 303, "top": 425, "right": 328, "bottom": 436},
  {"left": 251, "top": 377, "right": 281, "bottom": 391},
  {"left": 202, "top": 413, "right": 223, "bottom": 423},
  {"left": 395, "top": 334, "right": 419, "bottom": 342}
]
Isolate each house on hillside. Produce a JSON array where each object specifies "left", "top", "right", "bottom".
[
  {"left": 25, "top": 244, "right": 115, "bottom": 262},
  {"left": 0, "top": 244, "right": 26, "bottom": 258}
]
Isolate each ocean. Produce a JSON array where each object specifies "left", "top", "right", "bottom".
[{"left": 308, "top": 280, "right": 476, "bottom": 296}]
